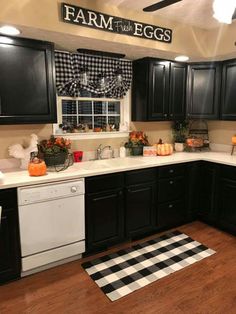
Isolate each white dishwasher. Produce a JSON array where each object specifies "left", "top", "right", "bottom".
[{"left": 18, "top": 179, "right": 85, "bottom": 276}]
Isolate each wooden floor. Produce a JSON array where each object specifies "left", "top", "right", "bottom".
[{"left": 1, "top": 221, "right": 236, "bottom": 314}]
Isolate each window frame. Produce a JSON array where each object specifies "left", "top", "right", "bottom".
[{"left": 53, "top": 92, "right": 130, "bottom": 139}]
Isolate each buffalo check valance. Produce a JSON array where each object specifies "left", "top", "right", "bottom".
[{"left": 54, "top": 50, "right": 132, "bottom": 99}]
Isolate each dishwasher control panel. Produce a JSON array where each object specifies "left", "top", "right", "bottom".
[{"left": 18, "top": 179, "right": 84, "bottom": 205}]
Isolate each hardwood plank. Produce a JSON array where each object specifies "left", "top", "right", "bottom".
[{"left": 1, "top": 221, "right": 236, "bottom": 314}]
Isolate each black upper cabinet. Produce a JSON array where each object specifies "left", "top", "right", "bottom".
[
  {"left": 186, "top": 63, "right": 221, "bottom": 119},
  {"left": 0, "top": 36, "right": 57, "bottom": 124},
  {"left": 148, "top": 60, "right": 170, "bottom": 120},
  {"left": 132, "top": 58, "right": 186, "bottom": 121},
  {"left": 169, "top": 62, "right": 186, "bottom": 120},
  {"left": 221, "top": 59, "right": 236, "bottom": 120},
  {"left": 0, "top": 189, "right": 21, "bottom": 284}
]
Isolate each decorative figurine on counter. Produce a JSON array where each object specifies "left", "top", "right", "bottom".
[{"left": 8, "top": 134, "right": 38, "bottom": 169}]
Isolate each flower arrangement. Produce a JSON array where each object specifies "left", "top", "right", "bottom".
[
  {"left": 172, "top": 120, "right": 189, "bottom": 143},
  {"left": 38, "top": 136, "right": 71, "bottom": 155},
  {"left": 125, "top": 131, "right": 149, "bottom": 148}
]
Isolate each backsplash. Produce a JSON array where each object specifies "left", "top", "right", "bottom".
[{"left": 0, "top": 120, "right": 236, "bottom": 160}]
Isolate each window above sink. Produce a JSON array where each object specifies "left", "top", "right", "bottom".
[{"left": 53, "top": 94, "right": 130, "bottom": 140}]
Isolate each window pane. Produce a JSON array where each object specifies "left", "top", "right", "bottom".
[
  {"left": 79, "top": 116, "right": 93, "bottom": 129},
  {"left": 108, "top": 102, "right": 120, "bottom": 114},
  {"left": 62, "top": 115, "right": 77, "bottom": 125},
  {"left": 94, "top": 116, "right": 107, "bottom": 129},
  {"left": 94, "top": 101, "right": 107, "bottom": 114},
  {"left": 108, "top": 116, "right": 120, "bottom": 130},
  {"left": 62, "top": 100, "right": 76, "bottom": 114},
  {"left": 78, "top": 101, "right": 92, "bottom": 114}
]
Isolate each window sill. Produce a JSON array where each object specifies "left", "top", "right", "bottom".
[{"left": 54, "top": 131, "right": 130, "bottom": 140}]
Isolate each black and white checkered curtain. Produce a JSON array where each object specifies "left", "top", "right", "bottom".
[{"left": 54, "top": 51, "right": 132, "bottom": 99}]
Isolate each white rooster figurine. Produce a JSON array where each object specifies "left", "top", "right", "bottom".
[{"left": 8, "top": 134, "right": 38, "bottom": 169}]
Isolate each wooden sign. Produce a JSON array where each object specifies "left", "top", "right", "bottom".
[{"left": 61, "top": 3, "right": 172, "bottom": 43}]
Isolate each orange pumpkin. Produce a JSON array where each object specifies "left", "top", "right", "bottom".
[
  {"left": 28, "top": 158, "right": 47, "bottom": 176},
  {"left": 155, "top": 139, "right": 173, "bottom": 156},
  {"left": 232, "top": 135, "right": 236, "bottom": 145}
]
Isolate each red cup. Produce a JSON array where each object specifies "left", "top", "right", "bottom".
[{"left": 73, "top": 151, "right": 83, "bottom": 162}]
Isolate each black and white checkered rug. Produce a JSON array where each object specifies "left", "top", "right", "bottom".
[{"left": 82, "top": 231, "right": 215, "bottom": 301}]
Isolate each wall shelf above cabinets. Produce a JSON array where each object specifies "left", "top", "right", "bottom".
[{"left": 132, "top": 58, "right": 186, "bottom": 122}]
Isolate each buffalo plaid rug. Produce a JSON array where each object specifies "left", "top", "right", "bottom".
[{"left": 82, "top": 230, "right": 215, "bottom": 301}]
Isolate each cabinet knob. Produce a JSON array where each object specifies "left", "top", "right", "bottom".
[
  {"left": 119, "top": 191, "right": 123, "bottom": 196},
  {"left": 169, "top": 180, "right": 174, "bottom": 185},
  {"left": 169, "top": 169, "right": 174, "bottom": 174},
  {"left": 164, "top": 114, "right": 168, "bottom": 118},
  {"left": 169, "top": 204, "right": 173, "bottom": 209},
  {"left": 71, "top": 186, "right": 77, "bottom": 193},
  {"left": 170, "top": 114, "right": 173, "bottom": 117}
]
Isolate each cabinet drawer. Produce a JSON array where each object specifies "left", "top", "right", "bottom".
[
  {"left": 86, "top": 173, "right": 124, "bottom": 193},
  {"left": 158, "top": 199, "right": 186, "bottom": 228},
  {"left": 158, "top": 176, "right": 185, "bottom": 202},
  {"left": 125, "top": 168, "right": 156, "bottom": 186},
  {"left": 158, "top": 164, "right": 185, "bottom": 178}
]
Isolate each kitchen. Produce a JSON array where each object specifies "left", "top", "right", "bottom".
[{"left": 1, "top": 0, "right": 236, "bottom": 313}]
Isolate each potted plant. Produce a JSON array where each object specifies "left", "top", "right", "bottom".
[
  {"left": 125, "top": 131, "right": 149, "bottom": 156},
  {"left": 172, "top": 120, "right": 189, "bottom": 152},
  {"left": 38, "top": 136, "right": 71, "bottom": 166}
]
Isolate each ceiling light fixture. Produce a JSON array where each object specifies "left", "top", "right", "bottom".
[
  {"left": 213, "top": 0, "right": 236, "bottom": 24},
  {"left": 175, "top": 55, "right": 189, "bottom": 62},
  {"left": 0, "top": 25, "right": 21, "bottom": 35}
]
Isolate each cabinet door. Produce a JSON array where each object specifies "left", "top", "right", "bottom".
[
  {"left": 125, "top": 183, "right": 156, "bottom": 238},
  {"left": 158, "top": 199, "right": 186, "bottom": 229},
  {"left": 218, "top": 178, "right": 236, "bottom": 234},
  {"left": 221, "top": 60, "right": 236, "bottom": 120},
  {"left": 186, "top": 162, "right": 201, "bottom": 220},
  {"left": 0, "top": 36, "right": 56, "bottom": 124},
  {"left": 86, "top": 189, "right": 124, "bottom": 252},
  {"left": 169, "top": 62, "right": 186, "bottom": 120},
  {"left": 148, "top": 60, "right": 170, "bottom": 120},
  {"left": 199, "top": 162, "right": 218, "bottom": 223},
  {"left": 187, "top": 63, "right": 221, "bottom": 119},
  {"left": 0, "top": 190, "right": 21, "bottom": 284}
]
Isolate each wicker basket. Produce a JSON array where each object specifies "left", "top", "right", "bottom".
[{"left": 43, "top": 152, "right": 68, "bottom": 167}]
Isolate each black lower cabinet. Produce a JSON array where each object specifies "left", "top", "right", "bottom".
[
  {"left": 199, "top": 162, "right": 219, "bottom": 223},
  {"left": 217, "top": 165, "right": 236, "bottom": 234},
  {"left": 158, "top": 199, "right": 186, "bottom": 229},
  {"left": 0, "top": 189, "right": 21, "bottom": 284},
  {"left": 157, "top": 164, "right": 187, "bottom": 229},
  {"left": 186, "top": 161, "right": 201, "bottom": 220},
  {"left": 85, "top": 173, "right": 125, "bottom": 252},
  {"left": 125, "top": 168, "right": 157, "bottom": 238}
]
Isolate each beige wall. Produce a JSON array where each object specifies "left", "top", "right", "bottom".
[
  {"left": 131, "top": 121, "right": 172, "bottom": 145},
  {"left": 0, "top": 124, "right": 52, "bottom": 159},
  {"left": 208, "top": 121, "right": 236, "bottom": 145},
  {"left": 1, "top": 120, "right": 236, "bottom": 160},
  {"left": 0, "top": 0, "right": 210, "bottom": 60}
]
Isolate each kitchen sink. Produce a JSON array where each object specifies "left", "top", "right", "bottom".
[
  {"left": 72, "top": 159, "right": 111, "bottom": 170},
  {"left": 72, "top": 157, "right": 147, "bottom": 171}
]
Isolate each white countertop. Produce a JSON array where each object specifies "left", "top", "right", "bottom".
[{"left": 1, "top": 151, "right": 236, "bottom": 190}]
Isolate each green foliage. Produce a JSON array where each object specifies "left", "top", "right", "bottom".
[{"left": 172, "top": 120, "right": 189, "bottom": 143}]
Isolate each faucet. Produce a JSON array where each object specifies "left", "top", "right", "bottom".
[{"left": 96, "top": 144, "right": 114, "bottom": 160}]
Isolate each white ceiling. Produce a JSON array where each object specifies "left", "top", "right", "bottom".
[{"left": 105, "top": 0, "right": 223, "bottom": 30}]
